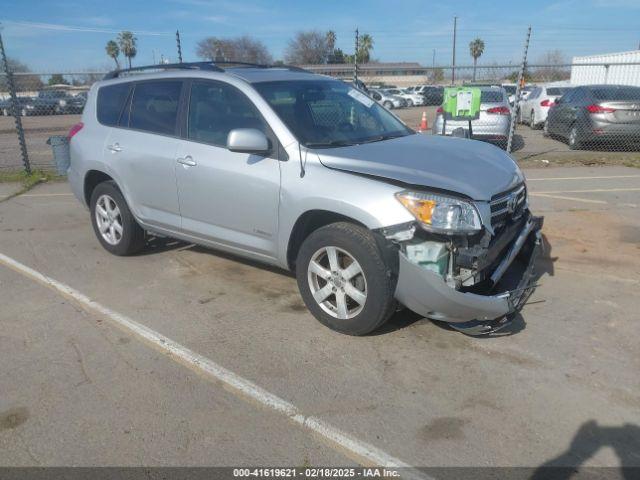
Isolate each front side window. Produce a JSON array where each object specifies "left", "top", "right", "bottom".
[
  {"left": 187, "top": 81, "right": 266, "bottom": 146},
  {"left": 254, "top": 80, "right": 413, "bottom": 148},
  {"left": 129, "top": 81, "right": 182, "bottom": 135}
]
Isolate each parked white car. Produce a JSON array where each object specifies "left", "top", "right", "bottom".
[
  {"left": 370, "top": 89, "right": 407, "bottom": 109},
  {"left": 382, "top": 88, "right": 425, "bottom": 107},
  {"left": 518, "top": 85, "right": 573, "bottom": 129}
]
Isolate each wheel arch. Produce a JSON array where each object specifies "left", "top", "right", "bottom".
[
  {"left": 286, "top": 210, "right": 367, "bottom": 271},
  {"left": 84, "top": 169, "right": 115, "bottom": 206}
]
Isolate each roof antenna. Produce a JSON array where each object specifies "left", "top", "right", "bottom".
[{"left": 298, "top": 142, "right": 306, "bottom": 178}]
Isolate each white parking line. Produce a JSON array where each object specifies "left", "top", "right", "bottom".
[
  {"left": 527, "top": 175, "right": 640, "bottom": 181},
  {"left": 529, "top": 193, "right": 608, "bottom": 204},
  {"left": 19, "top": 193, "right": 74, "bottom": 197},
  {"left": 533, "top": 188, "right": 640, "bottom": 194},
  {"left": 0, "top": 251, "right": 428, "bottom": 479}
]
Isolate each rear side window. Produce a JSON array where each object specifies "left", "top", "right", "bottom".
[
  {"left": 97, "top": 83, "right": 131, "bottom": 126},
  {"left": 591, "top": 86, "right": 640, "bottom": 101},
  {"left": 187, "top": 81, "right": 266, "bottom": 146},
  {"left": 129, "top": 81, "right": 182, "bottom": 135}
]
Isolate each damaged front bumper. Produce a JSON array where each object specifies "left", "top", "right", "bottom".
[{"left": 394, "top": 215, "right": 543, "bottom": 327}]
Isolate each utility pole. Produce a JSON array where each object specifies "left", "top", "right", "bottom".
[
  {"left": 507, "top": 26, "right": 532, "bottom": 154},
  {"left": 432, "top": 48, "right": 436, "bottom": 68},
  {"left": 354, "top": 28, "right": 359, "bottom": 85},
  {"left": 176, "top": 30, "right": 183, "bottom": 63},
  {"left": 0, "top": 27, "right": 30, "bottom": 174},
  {"left": 451, "top": 16, "right": 457, "bottom": 85}
]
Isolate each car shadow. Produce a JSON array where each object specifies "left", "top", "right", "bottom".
[{"left": 530, "top": 420, "right": 640, "bottom": 480}]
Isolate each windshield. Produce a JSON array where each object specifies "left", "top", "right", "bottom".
[
  {"left": 254, "top": 80, "right": 413, "bottom": 148},
  {"left": 502, "top": 86, "right": 516, "bottom": 95}
]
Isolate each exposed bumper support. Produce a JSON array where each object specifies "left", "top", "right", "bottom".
[{"left": 394, "top": 216, "right": 543, "bottom": 324}]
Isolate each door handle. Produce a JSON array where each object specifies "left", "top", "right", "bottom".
[
  {"left": 177, "top": 155, "right": 197, "bottom": 167},
  {"left": 107, "top": 143, "right": 122, "bottom": 153}
]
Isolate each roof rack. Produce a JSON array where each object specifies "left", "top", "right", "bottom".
[{"left": 103, "top": 61, "right": 309, "bottom": 80}]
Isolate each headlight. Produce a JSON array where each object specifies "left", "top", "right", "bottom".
[{"left": 395, "top": 191, "right": 481, "bottom": 234}]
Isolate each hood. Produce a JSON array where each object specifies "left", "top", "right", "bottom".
[{"left": 317, "top": 133, "right": 523, "bottom": 201}]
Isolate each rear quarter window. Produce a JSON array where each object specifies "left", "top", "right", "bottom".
[{"left": 97, "top": 83, "right": 131, "bottom": 127}]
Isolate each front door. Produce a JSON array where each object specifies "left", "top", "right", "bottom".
[{"left": 175, "top": 80, "right": 281, "bottom": 257}]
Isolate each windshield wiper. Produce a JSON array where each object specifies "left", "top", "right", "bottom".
[
  {"left": 358, "top": 133, "right": 408, "bottom": 144},
  {"left": 305, "top": 140, "right": 355, "bottom": 148}
]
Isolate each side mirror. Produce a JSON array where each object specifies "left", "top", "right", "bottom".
[{"left": 227, "top": 128, "right": 270, "bottom": 154}]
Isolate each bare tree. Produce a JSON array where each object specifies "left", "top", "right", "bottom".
[
  {"left": 0, "top": 58, "right": 43, "bottom": 93},
  {"left": 535, "top": 49, "right": 570, "bottom": 81},
  {"left": 196, "top": 36, "right": 273, "bottom": 64},
  {"left": 285, "top": 30, "right": 329, "bottom": 64}
]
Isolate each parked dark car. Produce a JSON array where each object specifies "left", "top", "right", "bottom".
[
  {"left": 545, "top": 85, "right": 640, "bottom": 149},
  {"left": 66, "top": 92, "right": 87, "bottom": 114},
  {"left": 417, "top": 86, "right": 444, "bottom": 106},
  {"left": 32, "top": 90, "right": 75, "bottom": 115},
  {"left": 0, "top": 96, "right": 36, "bottom": 116}
]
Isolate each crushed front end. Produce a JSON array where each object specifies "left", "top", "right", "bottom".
[{"left": 383, "top": 184, "right": 543, "bottom": 335}]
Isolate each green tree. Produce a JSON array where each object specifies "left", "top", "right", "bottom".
[
  {"left": 105, "top": 40, "right": 120, "bottom": 69},
  {"left": 48, "top": 74, "right": 69, "bottom": 86},
  {"left": 469, "top": 38, "right": 485, "bottom": 81},
  {"left": 357, "top": 33, "right": 374, "bottom": 63},
  {"left": 118, "top": 31, "right": 137, "bottom": 68}
]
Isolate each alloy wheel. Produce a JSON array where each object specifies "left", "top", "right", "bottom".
[
  {"left": 307, "top": 246, "right": 367, "bottom": 320},
  {"left": 95, "top": 194, "right": 123, "bottom": 245}
]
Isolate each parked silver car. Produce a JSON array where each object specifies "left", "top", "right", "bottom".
[
  {"left": 370, "top": 89, "right": 407, "bottom": 109},
  {"left": 432, "top": 86, "right": 512, "bottom": 147},
  {"left": 68, "top": 62, "right": 542, "bottom": 336}
]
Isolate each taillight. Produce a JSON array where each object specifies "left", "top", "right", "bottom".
[
  {"left": 67, "top": 122, "right": 84, "bottom": 140},
  {"left": 587, "top": 104, "right": 615, "bottom": 114},
  {"left": 486, "top": 106, "right": 510, "bottom": 115},
  {"left": 540, "top": 99, "right": 555, "bottom": 107},
  {"left": 436, "top": 106, "right": 443, "bottom": 114}
]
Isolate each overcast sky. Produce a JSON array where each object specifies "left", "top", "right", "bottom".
[{"left": 1, "top": 0, "right": 639, "bottom": 71}]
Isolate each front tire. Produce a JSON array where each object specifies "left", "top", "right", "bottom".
[
  {"left": 295, "top": 222, "right": 396, "bottom": 335},
  {"left": 383, "top": 101, "right": 393, "bottom": 110},
  {"left": 568, "top": 125, "right": 582, "bottom": 150},
  {"left": 90, "top": 181, "right": 146, "bottom": 256}
]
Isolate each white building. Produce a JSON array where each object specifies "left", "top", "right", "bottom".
[{"left": 570, "top": 50, "right": 640, "bottom": 86}]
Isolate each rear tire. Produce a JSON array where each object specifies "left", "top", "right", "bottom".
[
  {"left": 530, "top": 110, "right": 539, "bottom": 129},
  {"left": 295, "top": 222, "right": 396, "bottom": 335},
  {"left": 90, "top": 181, "right": 146, "bottom": 256}
]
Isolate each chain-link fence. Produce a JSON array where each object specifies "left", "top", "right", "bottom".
[{"left": 1, "top": 61, "right": 639, "bottom": 173}]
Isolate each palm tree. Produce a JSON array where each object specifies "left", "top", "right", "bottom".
[
  {"left": 358, "top": 33, "right": 373, "bottom": 63},
  {"left": 326, "top": 30, "right": 336, "bottom": 52},
  {"left": 118, "top": 31, "right": 138, "bottom": 68},
  {"left": 105, "top": 40, "right": 120, "bottom": 69},
  {"left": 469, "top": 38, "right": 485, "bottom": 81}
]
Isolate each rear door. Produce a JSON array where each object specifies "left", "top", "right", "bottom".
[
  {"left": 105, "top": 79, "right": 185, "bottom": 230},
  {"left": 174, "top": 79, "right": 281, "bottom": 257}
]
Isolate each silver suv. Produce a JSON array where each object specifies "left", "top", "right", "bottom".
[{"left": 68, "top": 62, "right": 542, "bottom": 336}]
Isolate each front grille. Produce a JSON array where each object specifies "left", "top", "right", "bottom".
[{"left": 490, "top": 184, "right": 527, "bottom": 228}]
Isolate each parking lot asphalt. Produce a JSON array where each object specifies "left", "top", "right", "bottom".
[{"left": 1, "top": 166, "right": 639, "bottom": 470}]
